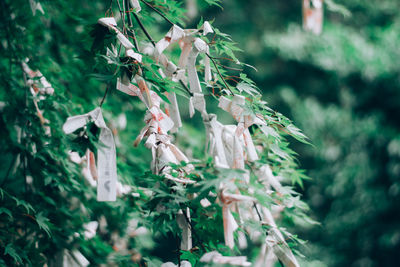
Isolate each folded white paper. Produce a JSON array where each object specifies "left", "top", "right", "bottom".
[{"left": 63, "top": 107, "right": 117, "bottom": 201}]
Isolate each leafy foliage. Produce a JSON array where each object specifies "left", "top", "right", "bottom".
[{"left": 0, "top": 0, "right": 313, "bottom": 266}]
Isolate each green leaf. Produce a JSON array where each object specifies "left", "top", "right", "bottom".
[
  {"left": 0, "top": 208, "right": 12, "bottom": 219},
  {"left": 236, "top": 82, "right": 260, "bottom": 96},
  {"left": 260, "top": 125, "right": 281, "bottom": 139},
  {"left": 88, "top": 73, "right": 115, "bottom": 82},
  {"left": 12, "top": 197, "right": 35, "bottom": 214},
  {"left": 4, "top": 244, "right": 22, "bottom": 264},
  {"left": 203, "top": 0, "right": 222, "bottom": 8},
  {"left": 270, "top": 143, "right": 290, "bottom": 159},
  {"left": 35, "top": 212, "right": 52, "bottom": 237},
  {"left": 286, "top": 124, "right": 311, "bottom": 145}
]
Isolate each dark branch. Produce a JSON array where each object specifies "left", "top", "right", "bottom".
[
  {"left": 206, "top": 53, "right": 234, "bottom": 95},
  {"left": 140, "top": 0, "right": 175, "bottom": 26},
  {"left": 99, "top": 83, "right": 111, "bottom": 107},
  {"left": 253, "top": 203, "right": 263, "bottom": 221},
  {"left": 132, "top": 12, "right": 156, "bottom": 46},
  {"left": 179, "top": 80, "right": 193, "bottom": 97},
  {"left": 124, "top": 0, "right": 140, "bottom": 51}
]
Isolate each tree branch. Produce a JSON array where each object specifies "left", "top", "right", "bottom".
[
  {"left": 206, "top": 53, "right": 234, "bottom": 95},
  {"left": 140, "top": 0, "right": 175, "bottom": 26},
  {"left": 132, "top": 12, "right": 156, "bottom": 46}
]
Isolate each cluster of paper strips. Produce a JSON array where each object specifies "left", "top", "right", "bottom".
[
  {"left": 90, "top": 2, "right": 300, "bottom": 263},
  {"left": 303, "top": 0, "right": 324, "bottom": 34},
  {"left": 19, "top": 0, "right": 305, "bottom": 265},
  {"left": 22, "top": 60, "right": 54, "bottom": 135},
  {"left": 21, "top": 60, "right": 105, "bottom": 266},
  {"left": 151, "top": 18, "right": 300, "bottom": 267}
]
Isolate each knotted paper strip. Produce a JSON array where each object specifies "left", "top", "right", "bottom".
[
  {"left": 126, "top": 48, "right": 142, "bottom": 62},
  {"left": 186, "top": 38, "right": 211, "bottom": 118},
  {"left": 22, "top": 60, "right": 54, "bottom": 135},
  {"left": 303, "top": 0, "right": 323, "bottom": 35},
  {"left": 155, "top": 25, "right": 185, "bottom": 59},
  {"left": 83, "top": 221, "right": 98, "bottom": 239},
  {"left": 29, "top": 0, "right": 44, "bottom": 16},
  {"left": 22, "top": 61, "right": 54, "bottom": 96},
  {"left": 262, "top": 207, "right": 299, "bottom": 267},
  {"left": 155, "top": 55, "right": 182, "bottom": 132},
  {"left": 219, "top": 95, "right": 267, "bottom": 168},
  {"left": 155, "top": 21, "right": 213, "bottom": 62},
  {"left": 254, "top": 244, "right": 277, "bottom": 267},
  {"left": 220, "top": 191, "right": 256, "bottom": 248},
  {"left": 153, "top": 22, "right": 214, "bottom": 129},
  {"left": 116, "top": 74, "right": 194, "bottom": 178},
  {"left": 154, "top": 25, "right": 185, "bottom": 132},
  {"left": 117, "top": 67, "right": 194, "bottom": 249},
  {"left": 63, "top": 107, "right": 117, "bottom": 201},
  {"left": 98, "top": 17, "right": 137, "bottom": 50},
  {"left": 129, "top": 0, "right": 141, "bottom": 13},
  {"left": 203, "top": 115, "right": 230, "bottom": 168},
  {"left": 57, "top": 249, "right": 89, "bottom": 267},
  {"left": 255, "top": 165, "right": 283, "bottom": 193}
]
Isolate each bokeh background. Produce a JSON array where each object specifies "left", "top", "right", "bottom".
[{"left": 198, "top": 0, "right": 400, "bottom": 266}]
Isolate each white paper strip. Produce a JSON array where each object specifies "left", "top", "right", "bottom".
[
  {"left": 262, "top": 207, "right": 299, "bottom": 267},
  {"left": 126, "top": 49, "right": 142, "bottom": 62},
  {"left": 201, "top": 21, "right": 214, "bottom": 36},
  {"left": 208, "top": 116, "right": 229, "bottom": 168},
  {"left": 256, "top": 165, "right": 283, "bottom": 193},
  {"left": 200, "top": 251, "right": 251, "bottom": 266},
  {"left": 176, "top": 208, "right": 192, "bottom": 250},
  {"left": 220, "top": 191, "right": 255, "bottom": 248},
  {"left": 155, "top": 25, "right": 185, "bottom": 58},
  {"left": 130, "top": 0, "right": 141, "bottom": 13},
  {"left": 63, "top": 107, "right": 117, "bottom": 201},
  {"left": 303, "top": 0, "right": 323, "bottom": 35},
  {"left": 98, "top": 17, "right": 138, "bottom": 50},
  {"left": 83, "top": 221, "right": 98, "bottom": 239}
]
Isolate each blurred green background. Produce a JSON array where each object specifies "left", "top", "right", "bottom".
[{"left": 196, "top": 0, "right": 400, "bottom": 266}]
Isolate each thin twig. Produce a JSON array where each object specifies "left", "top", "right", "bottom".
[
  {"left": 253, "top": 203, "right": 263, "bottom": 221},
  {"left": 140, "top": 0, "right": 175, "bottom": 26},
  {"left": 210, "top": 56, "right": 236, "bottom": 62},
  {"left": 129, "top": 28, "right": 140, "bottom": 51},
  {"left": 116, "top": 0, "right": 123, "bottom": 16},
  {"left": 216, "top": 62, "right": 243, "bottom": 72},
  {"left": 132, "top": 13, "right": 156, "bottom": 46},
  {"left": 108, "top": 0, "right": 114, "bottom": 10},
  {"left": 99, "top": 83, "right": 111, "bottom": 107},
  {"left": 124, "top": 0, "right": 140, "bottom": 51},
  {"left": 179, "top": 80, "right": 193, "bottom": 97},
  {"left": 125, "top": 0, "right": 133, "bottom": 27},
  {"left": 206, "top": 53, "right": 234, "bottom": 95},
  {"left": 121, "top": 0, "right": 127, "bottom": 33}
]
